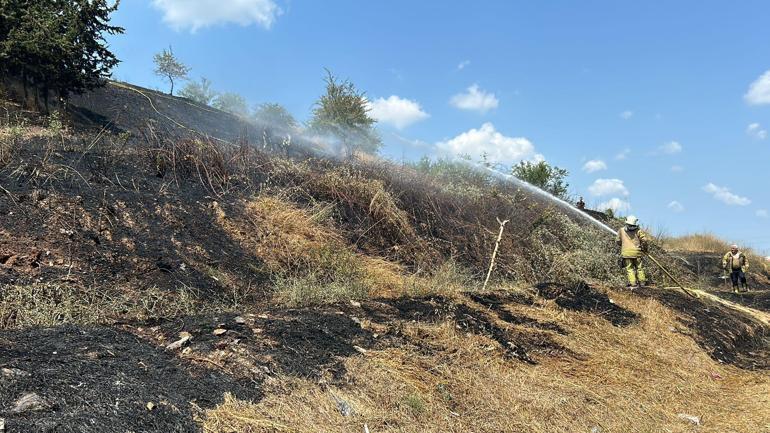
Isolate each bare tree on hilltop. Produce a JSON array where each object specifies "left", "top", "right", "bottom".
[{"left": 153, "top": 46, "right": 190, "bottom": 96}]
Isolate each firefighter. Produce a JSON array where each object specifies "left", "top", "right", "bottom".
[
  {"left": 616, "top": 215, "right": 648, "bottom": 287},
  {"left": 722, "top": 245, "right": 749, "bottom": 293}
]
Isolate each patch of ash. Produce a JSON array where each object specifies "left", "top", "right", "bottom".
[
  {"left": 0, "top": 325, "right": 259, "bottom": 433},
  {"left": 536, "top": 282, "right": 639, "bottom": 327}
]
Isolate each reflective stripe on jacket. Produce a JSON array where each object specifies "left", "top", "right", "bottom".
[{"left": 617, "top": 227, "right": 647, "bottom": 258}]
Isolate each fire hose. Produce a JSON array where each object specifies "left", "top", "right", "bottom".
[{"left": 644, "top": 253, "right": 699, "bottom": 298}]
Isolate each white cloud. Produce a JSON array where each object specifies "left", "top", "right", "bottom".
[
  {"left": 620, "top": 110, "right": 633, "bottom": 120},
  {"left": 598, "top": 198, "right": 631, "bottom": 214},
  {"left": 582, "top": 159, "right": 607, "bottom": 173},
  {"left": 588, "top": 179, "right": 629, "bottom": 197},
  {"left": 436, "top": 122, "right": 541, "bottom": 165},
  {"left": 702, "top": 183, "right": 751, "bottom": 206},
  {"left": 457, "top": 60, "right": 471, "bottom": 70},
  {"left": 615, "top": 148, "right": 631, "bottom": 160},
  {"left": 757, "top": 209, "right": 769, "bottom": 218},
  {"left": 747, "top": 123, "right": 768, "bottom": 140},
  {"left": 367, "top": 96, "right": 429, "bottom": 130},
  {"left": 667, "top": 201, "right": 685, "bottom": 213},
  {"left": 152, "top": 0, "right": 280, "bottom": 32},
  {"left": 450, "top": 84, "right": 499, "bottom": 113},
  {"left": 670, "top": 165, "right": 684, "bottom": 172},
  {"left": 744, "top": 70, "right": 770, "bottom": 105},
  {"left": 658, "top": 141, "right": 682, "bottom": 154}
]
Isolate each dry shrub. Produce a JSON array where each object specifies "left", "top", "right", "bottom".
[
  {"left": 202, "top": 294, "right": 770, "bottom": 433},
  {"left": 664, "top": 232, "right": 738, "bottom": 253},
  {"left": 516, "top": 211, "right": 625, "bottom": 286},
  {"left": 228, "top": 195, "right": 408, "bottom": 305}
]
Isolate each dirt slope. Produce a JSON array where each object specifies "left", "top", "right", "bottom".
[
  {"left": 2, "top": 96, "right": 770, "bottom": 432},
  {"left": 67, "top": 82, "right": 259, "bottom": 143}
]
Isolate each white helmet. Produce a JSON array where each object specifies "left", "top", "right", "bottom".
[{"left": 625, "top": 215, "right": 639, "bottom": 226}]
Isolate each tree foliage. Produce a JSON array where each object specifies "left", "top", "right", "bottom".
[
  {"left": 0, "top": 0, "right": 123, "bottom": 106},
  {"left": 511, "top": 160, "right": 570, "bottom": 200},
  {"left": 253, "top": 103, "right": 298, "bottom": 132},
  {"left": 179, "top": 77, "right": 216, "bottom": 106},
  {"left": 153, "top": 46, "right": 190, "bottom": 95},
  {"left": 308, "top": 70, "right": 381, "bottom": 156},
  {"left": 213, "top": 92, "right": 249, "bottom": 117}
]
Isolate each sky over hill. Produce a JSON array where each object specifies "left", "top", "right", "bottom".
[{"left": 106, "top": 0, "right": 769, "bottom": 252}]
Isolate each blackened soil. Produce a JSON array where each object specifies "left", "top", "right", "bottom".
[
  {"left": 151, "top": 310, "right": 376, "bottom": 381},
  {"left": 536, "top": 282, "right": 639, "bottom": 327},
  {"left": 360, "top": 296, "right": 575, "bottom": 364},
  {"left": 709, "top": 290, "right": 770, "bottom": 314},
  {"left": 467, "top": 292, "right": 568, "bottom": 335},
  {"left": 0, "top": 326, "right": 260, "bottom": 433},
  {"left": 636, "top": 287, "right": 770, "bottom": 370}
]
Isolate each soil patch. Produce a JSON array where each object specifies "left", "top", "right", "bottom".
[
  {"left": 0, "top": 325, "right": 260, "bottom": 433},
  {"left": 536, "top": 282, "right": 639, "bottom": 327},
  {"left": 636, "top": 287, "right": 770, "bottom": 370}
]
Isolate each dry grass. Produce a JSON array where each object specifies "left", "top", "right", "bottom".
[
  {"left": 664, "top": 232, "right": 743, "bottom": 254},
  {"left": 202, "top": 292, "right": 770, "bottom": 433},
  {"left": 664, "top": 232, "right": 769, "bottom": 276},
  {"left": 0, "top": 283, "right": 203, "bottom": 329}
]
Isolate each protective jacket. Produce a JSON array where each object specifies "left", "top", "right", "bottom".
[
  {"left": 616, "top": 227, "right": 648, "bottom": 258},
  {"left": 722, "top": 251, "right": 749, "bottom": 272}
]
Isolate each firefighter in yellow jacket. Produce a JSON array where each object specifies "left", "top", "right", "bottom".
[
  {"left": 722, "top": 244, "right": 749, "bottom": 293},
  {"left": 616, "top": 215, "right": 648, "bottom": 287}
]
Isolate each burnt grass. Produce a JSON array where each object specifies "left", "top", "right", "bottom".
[
  {"left": 636, "top": 287, "right": 770, "bottom": 370},
  {"left": 0, "top": 292, "right": 581, "bottom": 432},
  {"left": 360, "top": 295, "right": 576, "bottom": 364},
  {"left": 467, "top": 292, "right": 569, "bottom": 335},
  {"left": 150, "top": 310, "right": 376, "bottom": 381},
  {"left": 0, "top": 325, "right": 260, "bottom": 433},
  {"left": 709, "top": 290, "right": 770, "bottom": 314},
  {"left": 536, "top": 282, "right": 639, "bottom": 327},
  {"left": 2, "top": 286, "right": 769, "bottom": 433}
]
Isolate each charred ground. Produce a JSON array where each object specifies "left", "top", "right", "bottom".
[{"left": 2, "top": 90, "right": 770, "bottom": 432}]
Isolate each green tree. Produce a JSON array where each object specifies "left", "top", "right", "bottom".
[
  {"left": 308, "top": 70, "right": 381, "bottom": 157},
  {"left": 213, "top": 92, "right": 249, "bottom": 117},
  {"left": 0, "top": 0, "right": 123, "bottom": 109},
  {"left": 253, "top": 103, "right": 298, "bottom": 132},
  {"left": 511, "top": 160, "right": 570, "bottom": 200},
  {"left": 179, "top": 77, "right": 216, "bottom": 105},
  {"left": 153, "top": 46, "right": 189, "bottom": 95}
]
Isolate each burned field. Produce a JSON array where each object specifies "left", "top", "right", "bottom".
[
  {"left": 0, "top": 326, "right": 260, "bottom": 433},
  {"left": 2, "top": 97, "right": 770, "bottom": 432},
  {"left": 0, "top": 287, "right": 632, "bottom": 432},
  {"left": 2, "top": 285, "right": 770, "bottom": 431},
  {"left": 636, "top": 287, "right": 770, "bottom": 370}
]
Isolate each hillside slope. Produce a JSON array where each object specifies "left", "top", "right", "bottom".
[{"left": 1, "top": 95, "right": 769, "bottom": 432}]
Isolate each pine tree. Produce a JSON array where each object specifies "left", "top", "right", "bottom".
[{"left": 0, "top": 0, "right": 123, "bottom": 109}]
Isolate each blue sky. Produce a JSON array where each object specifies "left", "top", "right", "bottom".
[{"left": 107, "top": 1, "right": 769, "bottom": 253}]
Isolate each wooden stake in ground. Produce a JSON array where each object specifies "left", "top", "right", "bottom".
[{"left": 483, "top": 217, "right": 509, "bottom": 291}]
